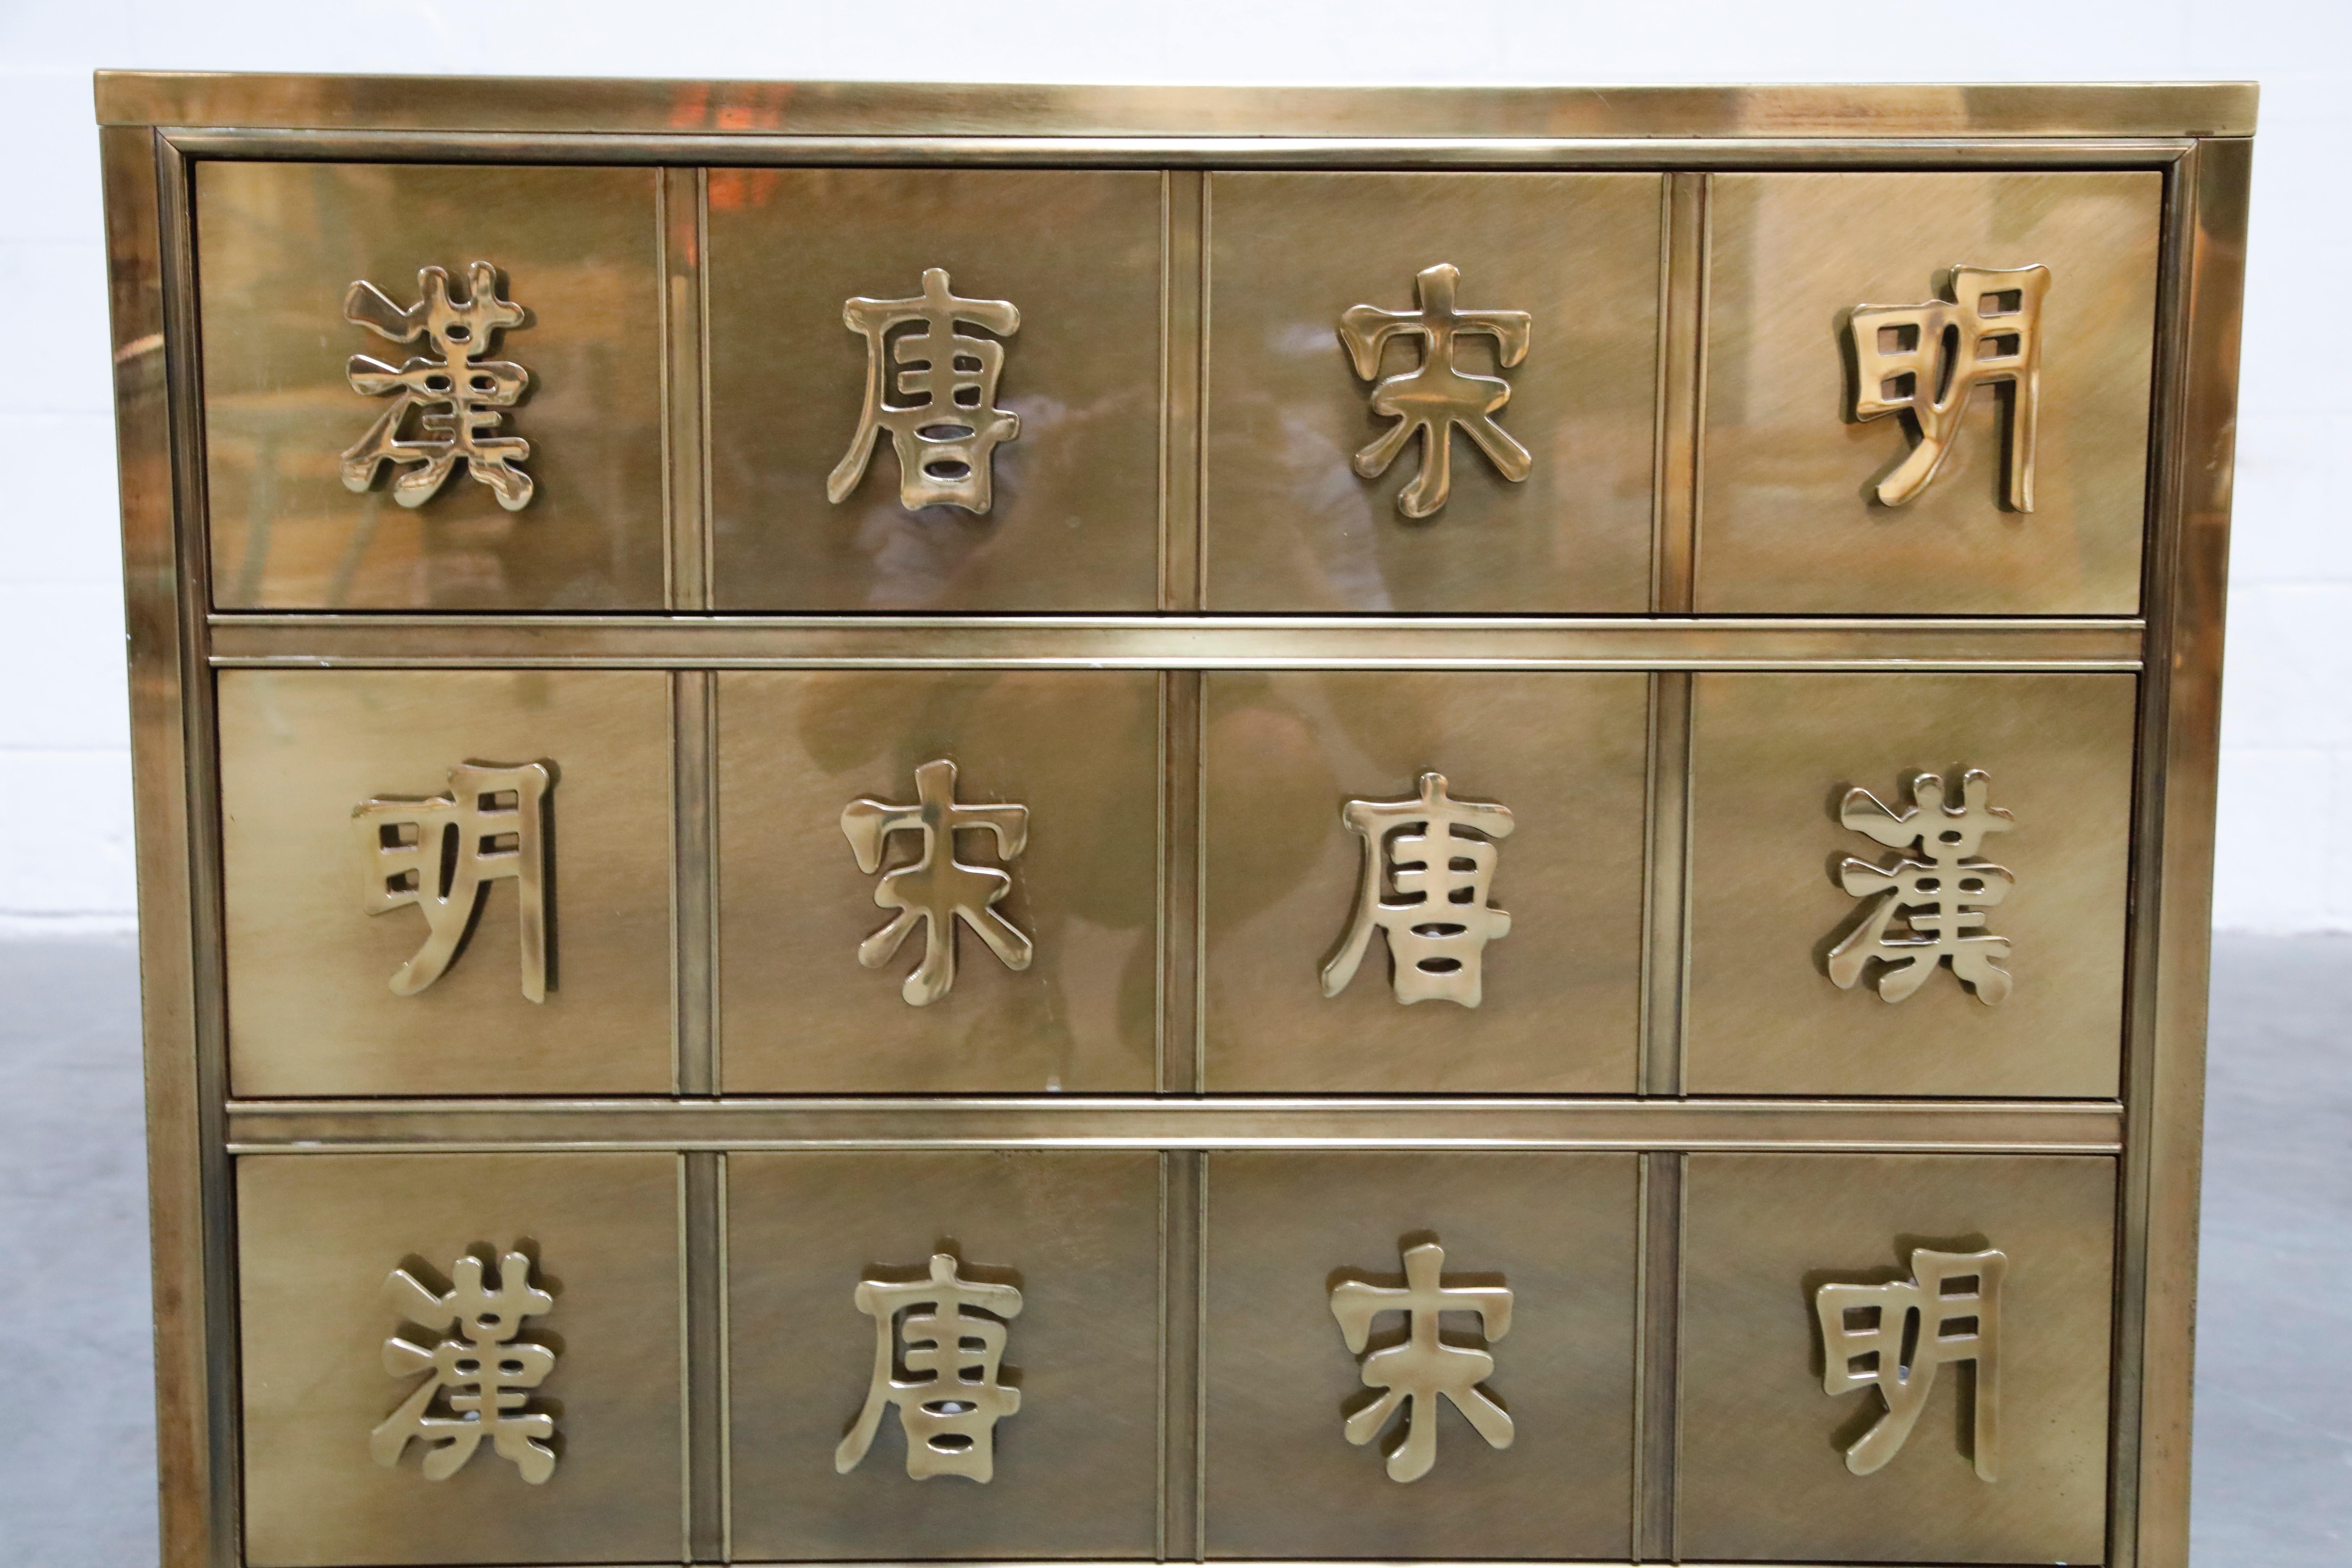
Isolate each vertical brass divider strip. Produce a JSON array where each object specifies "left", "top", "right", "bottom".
[
  {"left": 683, "top": 1150, "right": 724, "bottom": 1562},
  {"left": 1193, "top": 173, "right": 1214, "bottom": 608},
  {"left": 1160, "top": 670, "right": 1204, "bottom": 1093},
  {"left": 672, "top": 671, "right": 717, "bottom": 1093},
  {"left": 696, "top": 169, "right": 715, "bottom": 608},
  {"left": 1634, "top": 1150, "right": 1686, "bottom": 1563},
  {"left": 1161, "top": 169, "right": 1206, "bottom": 611},
  {"left": 660, "top": 167, "right": 710, "bottom": 610},
  {"left": 716, "top": 1153, "right": 735, "bottom": 1566},
  {"left": 1638, "top": 672, "right": 1694, "bottom": 1097},
  {"left": 1159, "top": 1150, "right": 1205, "bottom": 1561},
  {"left": 1651, "top": 173, "right": 1704, "bottom": 612}
]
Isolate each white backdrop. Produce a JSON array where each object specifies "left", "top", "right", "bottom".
[{"left": 4, "top": 0, "right": 2342, "bottom": 932}]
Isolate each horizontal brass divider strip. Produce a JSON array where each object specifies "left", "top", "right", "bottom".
[
  {"left": 208, "top": 615, "right": 2145, "bottom": 672},
  {"left": 226, "top": 1097, "right": 2122, "bottom": 1154}
]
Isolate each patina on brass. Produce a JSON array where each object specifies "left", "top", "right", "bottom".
[
  {"left": 836, "top": 1252, "right": 1025, "bottom": 1483},
  {"left": 1815, "top": 1245, "right": 2007, "bottom": 1480},
  {"left": 828, "top": 267, "right": 1022, "bottom": 514},
  {"left": 353, "top": 760, "right": 552, "bottom": 1002},
  {"left": 1322, "top": 771, "right": 1516, "bottom": 1009},
  {"left": 841, "top": 757, "right": 1034, "bottom": 1006},
  {"left": 1330, "top": 1238, "right": 1516, "bottom": 1482},
  {"left": 1828, "top": 768, "right": 2017, "bottom": 1006},
  {"left": 341, "top": 261, "right": 534, "bottom": 510},
  {"left": 1339, "top": 262, "right": 1532, "bottom": 519},
  {"left": 1848, "top": 264, "right": 2050, "bottom": 510},
  {"left": 372, "top": 1249, "right": 559, "bottom": 1484}
]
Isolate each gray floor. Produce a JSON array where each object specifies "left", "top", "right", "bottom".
[{"left": 0, "top": 933, "right": 2343, "bottom": 1564}]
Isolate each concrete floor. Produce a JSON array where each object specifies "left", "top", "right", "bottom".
[{"left": 0, "top": 933, "right": 2343, "bottom": 1565}]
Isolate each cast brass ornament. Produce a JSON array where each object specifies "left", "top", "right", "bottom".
[
  {"left": 371, "top": 1250, "right": 559, "bottom": 1484},
  {"left": 841, "top": 758, "right": 1033, "bottom": 1006},
  {"left": 1323, "top": 772, "right": 1515, "bottom": 1007},
  {"left": 1847, "top": 264, "right": 2049, "bottom": 510},
  {"left": 1329, "top": 1238, "right": 1515, "bottom": 1483},
  {"left": 828, "top": 267, "right": 1022, "bottom": 514},
  {"left": 1828, "top": 768, "right": 2015, "bottom": 1005},
  {"left": 341, "top": 261, "right": 534, "bottom": 510},
  {"left": 353, "top": 761, "right": 553, "bottom": 1001},
  {"left": 1815, "top": 1246, "right": 2005, "bottom": 1480},
  {"left": 1338, "top": 262, "right": 1533, "bottom": 519},
  {"left": 836, "top": 1252, "right": 1024, "bottom": 1483}
]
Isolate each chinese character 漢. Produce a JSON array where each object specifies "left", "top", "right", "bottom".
[
  {"left": 1815, "top": 1246, "right": 2005, "bottom": 1479},
  {"left": 1827, "top": 768, "right": 2015, "bottom": 1006},
  {"left": 841, "top": 757, "right": 1032, "bottom": 1006},
  {"left": 1848, "top": 264, "right": 2049, "bottom": 510},
  {"left": 354, "top": 761, "right": 552, "bottom": 1001},
  {"left": 1322, "top": 772, "right": 1515, "bottom": 1008},
  {"left": 836, "top": 1253, "right": 1024, "bottom": 1483},
  {"left": 341, "top": 261, "right": 534, "bottom": 511},
  {"left": 1329, "top": 1239, "right": 1515, "bottom": 1483},
  {"left": 1339, "top": 262, "right": 1533, "bottom": 519},
  {"left": 828, "top": 267, "right": 1022, "bottom": 514},
  {"left": 371, "top": 1250, "right": 558, "bottom": 1484}
]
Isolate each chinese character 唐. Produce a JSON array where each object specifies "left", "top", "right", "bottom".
[
  {"left": 1323, "top": 772, "right": 1514, "bottom": 1007},
  {"left": 1329, "top": 1239, "right": 1515, "bottom": 1483},
  {"left": 841, "top": 758, "right": 1032, "bottom": 1006},
  {"left": 1815, "top": 1246, "right": 2005, "bottom": 1479},
  {"left": 341, "top": 261, "right": 534, "bottom": 510},
  {"left": 371, "top": 1250, "right": 559, "bottom": 1484},
  {"left": 1339, "top": 262, "right": 1532, "bottom": 519},
  {"left": 1848, "top": 264, "right": 2049, "bottom": 510},
  {"left": 828, "top": 268, "right": 1022, "bottom": 514},
  {"left": 1827, "top": 768, "right": 2015, "bottom": 1005},
  {"left": 836, "top": 1253, "right": 1024, "bottom": 1483},
  {"left": 354, "top": 761, "right": 552, "bottom": 1001}
]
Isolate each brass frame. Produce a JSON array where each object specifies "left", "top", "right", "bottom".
[{"left": 98, "top": 76, "right": 2252, "bottom": 1568}]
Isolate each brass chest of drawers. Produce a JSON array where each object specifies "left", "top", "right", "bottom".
[{"left": 96, "top": 73, "right": 2253, "bottom": 1568}]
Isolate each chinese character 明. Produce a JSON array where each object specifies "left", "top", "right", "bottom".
[
  {"left": 354, "top": 761, "right": 552, "bottom": 1001},
  {"left": 828, "top": 267, "right": 1022, "bottom": 514},
  {"left": 1329, "top": 1239, "right": 1515, "bottom": 1483},
  {"left": 1827, "top": 768, "right": 2015, "bottom": 1006},
  {"left": 1339, "top": 262, "right": 1533, "bottom": 519},
  {"left": 341, "top": 261, "right": 534, "bottom": 511},
  {"left": 836, "top": 1253, "right": 1024, "bottom": 1483},
  {"left": 841, "top": 758, "right": 1032, "bottom": 1007},
  {"left": 1322, "top": 771, "right": 1514, "bottom": 1008},
  {"left": 1815, "top": 1246, "right": 2005, "bottom": 1479},
  {"left": 371, "top": 1250, "right": 558, "bottom": 1484},
  {"left": 1847, "top": 264, "right": 2049, "bottom": 510}
]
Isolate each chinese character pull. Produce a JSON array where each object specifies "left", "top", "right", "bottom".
[
  {"left": 1815, "top": 1246, "right": 2005, "bottom": 1480},
  {"left": 371, "top": 1250, "right": 559, "bottom": 1484},
  {"left": 1329, "top": 1238, "right": 1515, "bottom": 1482},
  {"left": 1323, "top": 772, "right": 1515, "bottom": 1007},
  {"left": 353, "top": 761, "right": 553, "bottom": 1001},
  {"left": 341, "top": 261, "right": 534, "bottom": 511},
  {"left": 1827, "top": 768, "right": 2015, "bottom": 1005},
  {"left": 836, "top": 1253, "right": 1024, "bottom": 1482},
  {"left": 1847, "top": 264, "right": 2049, "bottom": 510},
  {"left": 1339, "top": 263, "right": 1532, "bottom": 519},
  {"left": 841, "top": 758, "right": 1032, "bottom": 1006},
  {"left": 829, "top": 268, "right": 1022, "bottom": 514}
]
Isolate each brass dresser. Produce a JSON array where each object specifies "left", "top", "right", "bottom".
[{"left": 96, "top": 74, "right": 2253, "bottom": 1568}]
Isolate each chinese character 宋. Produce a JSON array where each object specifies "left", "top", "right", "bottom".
[
  {"left": 1329, "top": 1239, "right": 1515, "bottom": 1483},
  {"left": 836, "top": 1253, "right": 1024, "bottom": 1483},
  {"left": 354, "top": 761, "right": 552, "bottom": 1001},
  {"left": 1339, "top": 262, "right": 1532, "bottom": 519},
  {"left": 1815, "top": 1246, "right": 2005, "bottom": 1479},
  {"left": 828, "top": 267, "right": 1022, "bottom": 514},
  {"left": 371, "top": 1250, "right": 559, "bottom": 1484},
  {"left": 841, "top": 758, "right": 1032, "bottom": 1007},
  {"left": 341, "top": 261, "right": 534, "bottom": 510},
  {"left": 1323, "top": 772, "right": 1514, "bottom": 1007},
  {"left": 1827, "top": 768, "right": 2015, "bottom": 1006},
  {"left": 1847, "top": 264, "right": 2049, "bottom": 510}
]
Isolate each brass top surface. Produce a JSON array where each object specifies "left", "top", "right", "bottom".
[{"left": 93, "top": 72, "right": 2258, "bottom": 139}]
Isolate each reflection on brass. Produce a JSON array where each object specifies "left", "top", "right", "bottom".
[
  {"left": 836, "top": 1252, "right": 1024, "bottom": 1483},
  {"left": 1828, "top": 769, "right": 2015, "bottom": 1006},
  {"left": 1848, "top": 264, "right": 2049, "bottom": 510},
  {"left": 1330, "top": 1238, "right": 1515, "bottom": 1482},
  {"left": 1339, "top": 263, "right": 1532, "bottom": 519},
  {"left": 352, "top": 760, "right": 552, "bottom": 1002},
  {"left": 371, "top": 1250, "right": 559, "bottom": 1484},
  {"left": 341, "top": 261, "right": 534, "bottom": 510},
  {"left": 1323, "top": 772, "right": 1515, "bottom": 1008},
  {"left": 828, "top": 267, "right": 1021, "bottom": 514},
  {"left": 842, "top": 757, "right": 1032, "bottom": 1006},
  {"left": 1815, "top": 1246, "right": 2006, "bottom": 1480}
]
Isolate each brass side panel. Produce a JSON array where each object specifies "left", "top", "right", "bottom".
[
  {"left": 1203, "top": 173, "right": 1661, "bottom": 612},
  {"left": 706, "top": 169, "right": 1163, "bottom": 611},
  {"left": 727, "top": 1150, "right": 1163, "bottom": 1559},
  {"left": 1203, "top": 1152, "right": 1638, "bottom": 1559},
  {"left": 197, "top": 162, "right": 668, "bottom": 610},
  {"left": 1203, "top": 672, "right": 1647, "bottom": 1092},
  {"left": 1677, "top": 1153, "right": 2115, "bottom": 1563},
  {"left": 1683, "top": 672, "right": 2137, "bottom": 1098},
  {"left": 237, "top": 1152, "right": 684, "bottom": 1567},
  {"left": 1697, "top": 171, "right": 2162, "bottom": 614},
  {"left": 716, "top": 670, "right": 1161, "bottom": 1092},
  {"left": 219, "top": 670, "right": 675, "bottom": 1096}
]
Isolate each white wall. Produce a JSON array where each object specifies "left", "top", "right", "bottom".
[{"left": 4, "top": 0, "right": 2343, "bottom": 933}]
